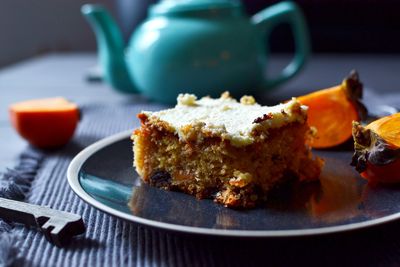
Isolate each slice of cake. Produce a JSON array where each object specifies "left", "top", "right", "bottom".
[{"left": 132, "top": 92, "right": 322, "bottom": 208}]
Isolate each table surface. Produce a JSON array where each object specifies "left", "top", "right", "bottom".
[
  {"left": 2, "top": 53, "right": 400, "bottom": 265},
  {"left": 2, "top": 52, "right": 400, "bottom": 172}
]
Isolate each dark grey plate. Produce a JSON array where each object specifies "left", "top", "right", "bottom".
[{"left": 67, "top": 130, "right": 400, "bottom": 237}]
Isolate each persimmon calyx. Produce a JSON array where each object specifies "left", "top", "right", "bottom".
[
  {"left": 342, "top": 70, "right": 368, "bottom": 121},
  {"left": 351, "top": 121, "right": 400, "bottom": 173}
]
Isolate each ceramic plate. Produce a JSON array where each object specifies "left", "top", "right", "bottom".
[{"left": 67, "top": 130, "right": 400, "bottom": 237}]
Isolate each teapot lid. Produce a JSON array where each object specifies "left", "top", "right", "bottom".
[{"left": 150, "top": 0, "right": 242, "bottom": 15}]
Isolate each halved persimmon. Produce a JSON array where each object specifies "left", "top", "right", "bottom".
[
  {"left": 297, "top": 71, "right": 367, "bottom": 149},
  {"left": 9, "top": 97, "right": 80, "bottom": 149},
  {"left": 352, "top": 113, "right": 400, "bottom": 183}
]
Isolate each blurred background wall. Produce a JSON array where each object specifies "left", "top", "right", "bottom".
[
  {"left": 247, "top": 0, "right": 400, "bottom": 54},
  {"left": 0, "top": 0, "right": 399, "bottom": 68},
  {"left": 0, "top": 0, "right": 114, "bottom": 68}
]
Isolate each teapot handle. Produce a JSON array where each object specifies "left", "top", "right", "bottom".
[{"left": 251, "top": 2, "right": 310, "bottom": 89}]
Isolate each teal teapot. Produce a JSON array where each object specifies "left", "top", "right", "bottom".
[{"left": 82, "top": 0, "right": 310, "bottom": 104}]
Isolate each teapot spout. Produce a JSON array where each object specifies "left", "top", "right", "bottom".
[{"left": 81, "top": 4, "right": 138, "bottom": 93}]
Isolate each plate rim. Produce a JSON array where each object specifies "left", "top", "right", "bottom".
[{"left": 67, "top": 130, "right": 400, "bottom": 237}]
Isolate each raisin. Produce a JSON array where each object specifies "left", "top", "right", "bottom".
[{"left": 149, "top": 171, "right": 172, "bottom": 189}]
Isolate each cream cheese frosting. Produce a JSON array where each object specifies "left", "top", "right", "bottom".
[{"left": 142, "top": 92, "right": 308, "bottom": 146}]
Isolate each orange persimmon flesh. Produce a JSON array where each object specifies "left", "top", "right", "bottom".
[
  {"left": 297, "top": 85, "right": 359, "bottom": 149},
  {"left": 366, "top": 113, "right": 400, "bottom": 148},
  {"left": 9, "top": 97, "right": 79, "bottom": 149}
]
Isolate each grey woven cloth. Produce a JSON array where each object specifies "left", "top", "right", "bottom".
[{"left": 2, "top": 101, "right": 400, "bottom": 267}]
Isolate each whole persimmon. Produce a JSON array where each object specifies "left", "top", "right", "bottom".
[{"left": 9, "top": 97, "right": 80, "bottom": 149}]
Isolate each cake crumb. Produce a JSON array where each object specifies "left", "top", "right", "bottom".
[
  {"left": 229, "top": 170, "right": 253, "bottom": 188},
  {"left": 177, "top": 94, "right": 197, "bottom": 106},
  {"left": 221, "top": 105, "right": 232, "bottom": 111},
  {"left": 220, "top": 91, "right": 231, "bottom": 99},
  {"left": 240, "top": 95, "right": 256, "bottom": 105},
  {"left": 253, "top": 113, "right": 273, "bottom": 124}
]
